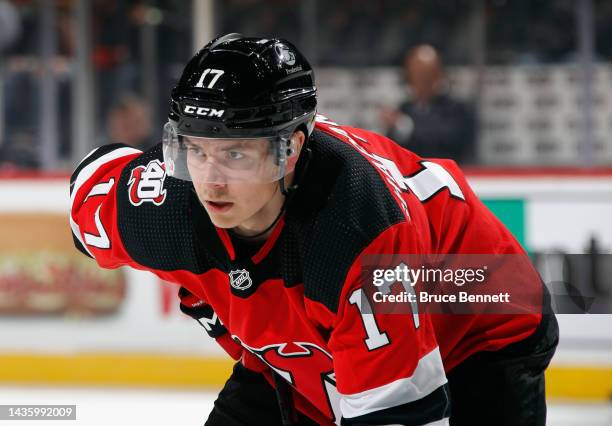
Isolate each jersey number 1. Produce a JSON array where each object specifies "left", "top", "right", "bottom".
[{"left": 348, "top": 288, "right": 390, "bottom": 350}]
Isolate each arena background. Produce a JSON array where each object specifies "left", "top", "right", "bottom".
[{"left": 0, "top": 1, "right": 610, "bottom": 425}]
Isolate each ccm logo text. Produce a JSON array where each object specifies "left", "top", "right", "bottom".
[{"left": 183, "top": 105, "right": 225, "bottom": 118}]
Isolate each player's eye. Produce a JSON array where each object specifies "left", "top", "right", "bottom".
[
  {"left": 226, "top": 150, "right": 245, "bottom": 160},
  {"left": 187, "top": 146, "right": 205, "bottom": 156}
]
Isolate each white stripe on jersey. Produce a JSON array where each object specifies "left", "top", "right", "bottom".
[
  {"left": 380, "top": 421, "right": 450, "bottom": 426},
  {"left": 70, "top": 146, "right": 141, "bottom": 207},
  {"left": 69, "top": 146, "right": 141, "bottom": 257},
  {"left": 339, "top": 346, "right": 447, "bottom": 420},
  {"left": 69, "top": 214, "right": 94, "bottom": 257},
  {"left": 79, "top": 146, "right": 107, "bottom": 167}
]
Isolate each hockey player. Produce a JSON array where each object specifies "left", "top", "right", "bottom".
[{"left": 70, "top": 34, "right": 558, "bottom": 425}]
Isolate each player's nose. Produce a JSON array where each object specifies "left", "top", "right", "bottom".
[
  {"left": 196, "top": 161, "right": 228, "bottom": 185},
  {"left": 203, "top": 182, "right": 227, "bottom": 194}
]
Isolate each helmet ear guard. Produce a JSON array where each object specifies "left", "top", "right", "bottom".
[
  {"left": 285, "top": 140, "right": 300, "bottom": 172},
  {"left": 272, "top": 128, "right": 305, "bottom": 165}
]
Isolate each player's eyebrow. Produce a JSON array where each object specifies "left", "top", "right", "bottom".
[
  {"left": 183, "top": 137, "right": 264, "bottom": 152},
  {"left": 219, "top": 141, "right": 257, "bottom": 151},
  {"left": 182, "top": 138, "right": 200, "bottom": 149}
]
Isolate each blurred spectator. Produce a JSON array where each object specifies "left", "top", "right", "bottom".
[
  {"left": 0, "top": 0, "right": 20, "bottom": 51},
  {"left": 380, "top": 45, "right": 476, "bottom": 164},
  {"left": 0, "top": 1, "right": 73, "bottom": 169},
  {"left": 105, "top": 93, "right": 153, "bottom": 150}
]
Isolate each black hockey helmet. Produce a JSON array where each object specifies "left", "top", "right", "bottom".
[{"left": 163, "top": 33, "right": 317, "bottom": 184}]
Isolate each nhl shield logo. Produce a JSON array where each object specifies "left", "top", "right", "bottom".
[{"left": 229, "top": 269, "right": 252, "bottom": 291}]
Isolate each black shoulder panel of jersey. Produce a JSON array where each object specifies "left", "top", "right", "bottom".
[
  {"left": 116, "top": 144, "right": 229, "bottom": 273},
  {"left": 283, "top": 129, "right": 406, "bottom": 314}
]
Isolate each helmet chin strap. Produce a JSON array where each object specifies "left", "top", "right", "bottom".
[
  {"left": 230, "top": 182, "right": 285, "bottom": 240},
  {"left": 231, "top": 206, "right": 285, "bottom": 241},
  {"left": 231, "top": 146, "right": 312, "bottom": 241}
]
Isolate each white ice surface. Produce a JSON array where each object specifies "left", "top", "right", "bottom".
[{"left": 0, "top": 387, "right": 609, "bottom": 426}]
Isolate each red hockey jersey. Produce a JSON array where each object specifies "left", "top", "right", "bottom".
[{"left": 70, "top": 115, "right": 541, "bottom": 425}]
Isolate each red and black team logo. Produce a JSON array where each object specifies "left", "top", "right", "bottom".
[
  {"left": 128, "top": 159, "right": 167, "bottom": 206},
  {"left": 235, "top": 338, "right": 341, "bottom": 423}
]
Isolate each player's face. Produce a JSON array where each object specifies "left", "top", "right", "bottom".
[{"left": 190, "top": 131, "right": 305, "bottom": 233}]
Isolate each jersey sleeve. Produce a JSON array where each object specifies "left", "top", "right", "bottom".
[
  {"left": 178, "top": 286, "right": 244, "bottom": 361},
  {"left": 69, "top": 144, "right": 142, "bottom": 268},
  {"left": 329, "top": 221, "right": 450, "bottom": 426}
]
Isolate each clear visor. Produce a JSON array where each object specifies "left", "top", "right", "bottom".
[{"left": 162, "top": 122, "right": 298, "bottom": 183}]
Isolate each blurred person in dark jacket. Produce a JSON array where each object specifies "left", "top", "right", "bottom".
[
  {"left": 105, "top": 94, "right": 154, "bottom": 150},
  {"left": 381, "top": 44, "right": 476, "bottom": 164}
]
